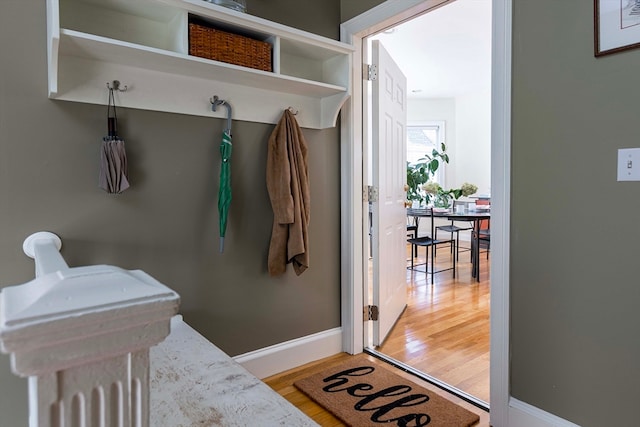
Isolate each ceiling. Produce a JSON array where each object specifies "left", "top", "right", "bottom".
[{"left": 368, "top": 0, "right": 492, "bottom": 99}]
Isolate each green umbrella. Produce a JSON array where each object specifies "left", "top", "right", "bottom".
[
  {"left": 218, "top": 129, "right": 232, "bottom": 252},
  {"left": 212, "top": 96, "right": 233, "bottom": 253}
]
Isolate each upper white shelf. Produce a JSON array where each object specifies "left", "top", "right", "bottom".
[{"left": 46, "top": 0, "right": 354, "bottom": 129}]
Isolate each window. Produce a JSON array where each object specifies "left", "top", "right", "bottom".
[{"left": 407, "top": 121, "right": 446, "bottom": 185}]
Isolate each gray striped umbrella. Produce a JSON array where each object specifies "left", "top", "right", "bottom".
[{"left": 99, "top": 88, "right": 129, "bottom": 194}]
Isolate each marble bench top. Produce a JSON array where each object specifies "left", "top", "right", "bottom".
[{"left": 150, "top": 316, "right": 318, "bottom": 426}]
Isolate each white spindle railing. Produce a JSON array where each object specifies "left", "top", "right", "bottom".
[{"left": 0, "top": 232, "right": 180, "bottom": 427}]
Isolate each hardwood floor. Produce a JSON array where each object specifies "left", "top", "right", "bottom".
[
  {"left": 264, "top": 352, "right": 490, "bottom": 426},
  {"left": 263, "top": 240, "right": 491, "bottom": 426},
  {"left": 377, "top": 242, "right": 491, "bottom": 403}
]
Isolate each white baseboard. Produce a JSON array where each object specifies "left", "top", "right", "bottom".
[
  {"left": 233, "top": 328, "right": 343, "bottom": 379},
  {"left": 508, "top": 398, "right": 581, "bottom": 427}
]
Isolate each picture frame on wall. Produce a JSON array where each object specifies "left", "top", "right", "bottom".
[{"left": 595, "top": 0, "right": 640, "bottom": 56}]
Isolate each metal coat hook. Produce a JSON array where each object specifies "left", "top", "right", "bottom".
[
  {"left": 106, "top": 80, "right": 128, "bottom": 92},
  {"left": 287, "top": 106, "right": 299, "bottom": 115},
  {"left": 210, "top": 96, "right": 233, "bottom": 133}
]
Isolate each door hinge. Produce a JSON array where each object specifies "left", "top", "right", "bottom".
[
  {"left": 364, "top": 63, "right": 378, "bottom": 81},
  {"left": 366, "top": 185, "right": 379, "bottom": 202},
  {"left": 364, "top": 305, "right": 379, "bottom": 321}
]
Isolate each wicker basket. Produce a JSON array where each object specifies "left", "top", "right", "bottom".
[{"left": 189, "top": 22, "right": 272, "bottom": 72}]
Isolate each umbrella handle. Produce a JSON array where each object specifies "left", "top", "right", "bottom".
[
  {"left": 210, "top": 96, "right": 233, "bottom": 134},
  {"left": 107, "top": 88, "right": 118, "bottom": 137},
  {"left": 108, "top": 117, "right": 117, "bottom": 138}
]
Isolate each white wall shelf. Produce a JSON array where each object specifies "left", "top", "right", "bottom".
[{"left": 47, "top": 0, "right": 354, "bottom": 129}]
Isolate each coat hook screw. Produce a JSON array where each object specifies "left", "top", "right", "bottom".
[{"left": 107, "top": 80, "right": 128, "bottom": 92}]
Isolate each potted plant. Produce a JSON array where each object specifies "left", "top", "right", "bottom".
[
  {"left": 406, "top": 143, "right": 478, "bottom": 207},
  {"left": 406, "top": 143, "right": 449, "bottom": 206}
]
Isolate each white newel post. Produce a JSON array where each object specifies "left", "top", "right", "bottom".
[{"left": 0, "top": 232, "right": 180, "bottom": 427}]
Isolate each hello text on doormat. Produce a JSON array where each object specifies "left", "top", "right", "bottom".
[{"left": 294, "top": 356, "right": 479, "bottom": 427}]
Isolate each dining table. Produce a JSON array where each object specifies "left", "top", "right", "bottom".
[{"left": 407, "top": 207, "right": 490, "bottom": 282}]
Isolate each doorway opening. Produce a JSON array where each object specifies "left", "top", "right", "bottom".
[{"left": 362, "top": 0, "right": 491, "bottom": 410}]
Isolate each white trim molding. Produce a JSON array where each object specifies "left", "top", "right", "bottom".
[
  {"left": 233, "top": 328, "right": 342, "bottom": 379},
  {"left": 490, "top": 0, "right": 512, "bottom": 425},
  {"left": 508, "top": 398, "right": 581, "bottom": 427}
]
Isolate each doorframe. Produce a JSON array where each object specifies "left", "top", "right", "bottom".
[{"left": 339, "top": 1, "right": 511, "bottom": 425}]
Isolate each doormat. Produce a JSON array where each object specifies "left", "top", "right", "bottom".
[{"left": 294, "top": 355, "right": 480, "bottom": 427}]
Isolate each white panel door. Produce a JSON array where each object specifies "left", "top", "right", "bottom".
[{"left": 371, "top": 40, "right": 408, "bottom": 346}]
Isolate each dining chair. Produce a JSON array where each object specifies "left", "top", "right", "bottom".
[
  {"left": 434, "top": 200, "right": 473, "bottom": 261},
  {"left": 469, "top": 217, "right": 490, "bottom": 282},
  {"left": 407, "top": 216, "right": 419, "bottom": 258},
  {"left": 407, "top": 208, "right": 456, "bottom": 283},
  {"left": 477, "top": 219, "right": 490, "bottom": 260},
  {"left": 475, "top": 198, "right": 491, "bottom": 260}
]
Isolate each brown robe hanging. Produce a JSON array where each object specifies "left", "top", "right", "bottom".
[{"left": 266, "top": 109, "right": 310, "bottom": 276}]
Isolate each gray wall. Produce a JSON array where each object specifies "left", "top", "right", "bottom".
[
  {"left": 0, "top": 0, "right": 341, "bottom": 423},
  {"left": 341, "top": 0, "right": 386, "bottom": 23},
  {"left": 511, "top": 1, "right": 640, "bottom": 426},
  {"left": 249, "top": 0, "right": 340, "bottom": 39}
]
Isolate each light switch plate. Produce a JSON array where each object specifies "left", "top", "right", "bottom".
[{"left": 617, "top": 148, "right": 640, "bottom": 181}]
